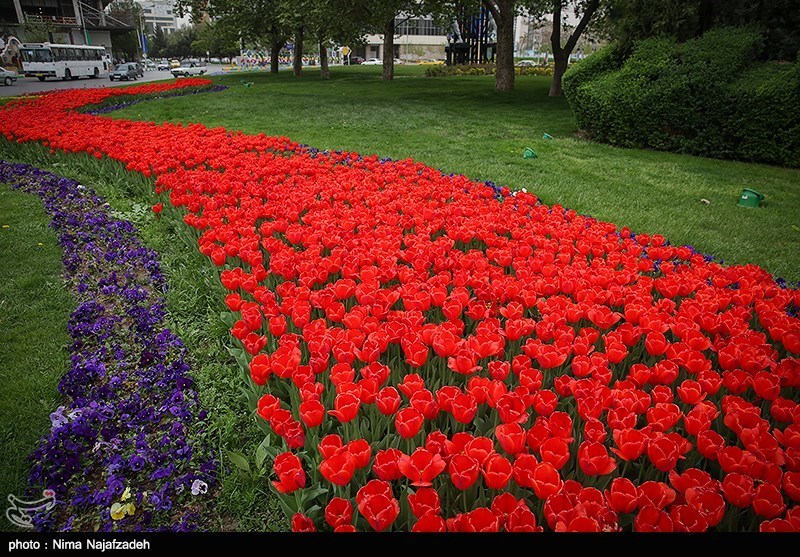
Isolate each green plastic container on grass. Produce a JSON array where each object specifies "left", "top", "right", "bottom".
[
  {"left": 523, "top": 148, "right": 537, "bottom": 159},
  {"left": 738, "top": 188, "right": 764, "bottom": 208}
]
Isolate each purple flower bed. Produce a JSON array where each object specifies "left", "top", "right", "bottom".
[
  {"left": 83, "top": 85, "right": 228, "bottom": 115},
  {"left": 0, "top": 160, "right": 215, "bottom": 531}
]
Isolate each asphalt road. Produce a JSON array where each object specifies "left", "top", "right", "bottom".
[{"left": 0, "top": 66, "right": 224, "bottom": 98}]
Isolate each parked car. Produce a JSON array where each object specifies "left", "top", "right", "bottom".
[
  {"left": 109, "top": 63, "right": 139, "bottom": 81},
  {"left": 171, "top": 60, "right": 207, "bottom": 78},
  {"left": 157, "top": 61, "right": 170, "bottom": 71},
  {"left": 515, "top": 60, "right": 536, "bottom": 67},
  {"left": 169, "top": 59, "right": 180, "bottom": 69},
  {"left": 346, "top": 56, "right": 365, "bottom": 65},
  {"left": 143, "top": 59, "right": 157, "bottom": 71},
  {"left": 362, "top": 58, "right": 382, "bottom": 65},
  {"left": 0, "top": 67, "right": 18, "bottom": 86},
  {"left": 133, "top": 62, "right": 144, "bottom": 77}
]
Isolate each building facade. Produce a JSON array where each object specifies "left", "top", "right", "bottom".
[
  {"left": 359, "top": 16, "right": 449, "bottom": 62},
  {"left": 133, "top": 0, "right": 176, "bottom": 35},
  {"left": 0, "top": 0, "right": 130, "bottom": 51},
  {"left": 358, "top": 14, "right": 536, "bottom": 62}
]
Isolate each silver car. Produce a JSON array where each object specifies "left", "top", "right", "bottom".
[{"left": 0, "top": 67, "right": 18, "bottom": 86}]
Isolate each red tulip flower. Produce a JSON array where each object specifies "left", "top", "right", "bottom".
[
  {"left": 578, "top": 441, "right": 617, "bottom": 476},
  {"left": 495, "top": 423, "right": 526, "bottom": 455},
  {"left": 375, "top": 386, "right": 401, "bottom": 415},
  {"left": 320, "top": 451, "right": 356, "bottom": 486},
  {"left": 606, "top": 477, "right": 638, "bottom": 514},
  {"left": 529, "top": 462, "right": 564, "bottom": 499},
  {"left": 291, "top": 513, "right": 316, "bottom": 532},
  {"left": 449, "top": 454, "right": 481, "bottom": 490},
  {"left": 395, "top": 407, "right": 425, "bottom": 438},
  {"left": 539, "top": 437, "right": 571, "bottom": 470},
  {"left": 356, "top": 481, "right": 399, "bottom": 532},
  {"left": 633, "top": 506, "right": 673, "bottom": 532},
  {"left": 272, "top": 452, "right": 306, "bottom": 494},
  {"left": 408, "top": 487, "right": 440, "bottom": 519},
  {"left": 328, "top": 392, "right": 361, "bottom": 423},
  {"left": 482, "top": 453, "right": 513, "bottom": 489},
  {"left": 372, "top": 448, "right": 404, "bottom": 481},
  {"left": 722, "top": 473, "right": 755, "bottom": 508},
  {"left": 399, "top": 448, "right": 446, "bottom": 487},
  {"left": 345, "top": 438, "right": 372, "bottom": 469},
  {"left": 752, "top": 482, "right": 786, "bottom": 518},
  {"left": 325, "top": 497, "right": 354, "bottom": 529},
  {"left": 412, "top": 514, "right": 447, "bottom": 532},
  {"left": 646, "top": 434, "right": 683, "bottom": 472},
  {"left": 299, "top": 399, "right": 325, "bottom": 428}
]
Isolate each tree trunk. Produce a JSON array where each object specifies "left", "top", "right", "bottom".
[
  {"left": 548, "top": 0, "right": 599, "bottom": 96},
  {"left": 293, "top": 26, "right": 304, "bottom": 77},
  {"left": 493, "top": 0, "right": 515, "bottom": 92},
  {"left": 270, "top": 29, "right": 281, "bottom": 74},
  {"left": 319, "top": 37, "right": 329, "bottom": 80},
  {"left": 382, "top": 17, "right": 395, "bottom": 81},
  {"left": 549, "top": 54, "right": 569, "bottom": 96}
]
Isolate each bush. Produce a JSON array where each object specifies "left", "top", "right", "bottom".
[
  {"left": 562, "top": 43, "right": 622, "bottom": 95},
  {"left": 424, "top": 63, "right": 555, "bottom": 78},
  {"left": 563, "top": 27, "right": 800, "bottom": 167}
]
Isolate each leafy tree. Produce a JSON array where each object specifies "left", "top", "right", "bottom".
[
  {"left": 107, "top": 0, "right": 142, "bottom": 27},
  {"left": 192, "top": 21, "right": 240, "bottom": 60},
  {"left": 111, "top": 31, "right": 139, "bottom": 60},
  {"left": 164, "top": 25, "right": 198, "bottom": 58},
  {"left": 106, "top": 0, "right": 144, "bottom": 60},
  {"left": 354, "top": 1, "right": 415, "bottom": 81},
  {"left": 596, "top": 0, "right": 800, "bottom": 61},
  {"left": 527, "top": 0, "right": 602, "bottom": 97},
  {"left": 355, "top": 0, "right": 456, "bottom": 81},
  {"left": 179, "top": 0, "right": 292, "bottom": 73},
  {"left": 438, "top": 1, "right": 535, "bottom": 93},
  {"left": 22, "top": 19, "right": 57, "bottom": 43},
  {"left": 305, "top": 0, "right": 368, "bottom": 79},
  {"left": 148, "top": 25, "right": 168, "bottom": 58}
]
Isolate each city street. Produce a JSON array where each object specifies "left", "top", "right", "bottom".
[{"left": 0, "top": 66, "right": 224, "bottom": 98}]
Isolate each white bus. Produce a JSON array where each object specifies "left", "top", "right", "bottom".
[{"left": 20, "top": 43, "right": 108, "bottom": 81}]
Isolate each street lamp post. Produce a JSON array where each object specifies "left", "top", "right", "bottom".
[{"left": 136, "top": 1, "right": 157, "bottom": 60}]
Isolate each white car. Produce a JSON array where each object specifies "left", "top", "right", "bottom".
[
  {"left": 171, "top": 60, "right": 207, "bottom": 78},
  {"left": 0, "top": 67, "right": 18, "bottom": 86},
  {"left": 362, "top": 58, "right": 382, "bottom": 65},
  {"left": 156, "top": 62, "right": 170, "bottom": 71}
]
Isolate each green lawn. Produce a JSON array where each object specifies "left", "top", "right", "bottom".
[
  {"left": 113, "top": 65, "right": 800, "bottom": 281},
  {"left": 0, "top": 185, "right": 71, "bottom": 507}
]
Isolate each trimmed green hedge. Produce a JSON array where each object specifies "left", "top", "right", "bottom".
[
  {"left": 563, "top": 27, "right": 800, "bottom": 167},
  {"left": 425, "top": 63, "right": 555, "bottom": 77}
]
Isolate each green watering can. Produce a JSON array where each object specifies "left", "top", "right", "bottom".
[
  {"left": 523, "top": 147, "right": 537, "bottom": 159},
  {"left": 738, "top": 188, "right": 764, "bottom": 208}
]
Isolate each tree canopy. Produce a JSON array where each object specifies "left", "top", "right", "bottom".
[{"left": 595, "top": 0, "right": 800, "bottom": 61}]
